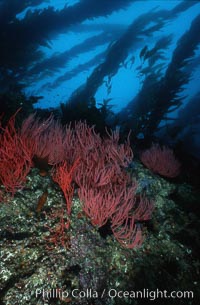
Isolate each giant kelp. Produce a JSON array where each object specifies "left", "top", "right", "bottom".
[
  {"left": 61, "top": 2, "right": 197, "bottom": 113},
  {"left": 162, "top": 91, "right": 200, "bottom": 150},
  {"left": 0, "top": 0, "right": 134, "bottom": 92},
  {"left": 118, "top": 13, "right": 200, "bottom": 141},
  {"left": 0, "top": 1, "right": 200, "bottom": 156},
  {"left": 26, "top": 24, "right": 126, "bottom": 81}
]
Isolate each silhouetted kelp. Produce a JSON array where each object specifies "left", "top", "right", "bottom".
[
  {"left": 118, "top": 14, "right": 200, "bottom": 141},
  {"left": 61, "top": 2, "right": 197, "bottom": 111},
  {"left": 0, "top": 0, "right": 200, "bottom": 160},
  {"left": 0, "top": 0, "right": 134, "bottom": 92}
]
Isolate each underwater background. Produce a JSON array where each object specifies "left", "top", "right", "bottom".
[{"left": 0, "top": 1, "right": 200, "bottom": 305}]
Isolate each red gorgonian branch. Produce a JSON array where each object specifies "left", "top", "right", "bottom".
[{"left": 52, "top": 158, "right": 80, "bottom": 215}]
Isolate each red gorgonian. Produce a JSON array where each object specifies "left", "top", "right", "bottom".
[{"left": 140, "top": 143, "right": 181, "bottom": 178}]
